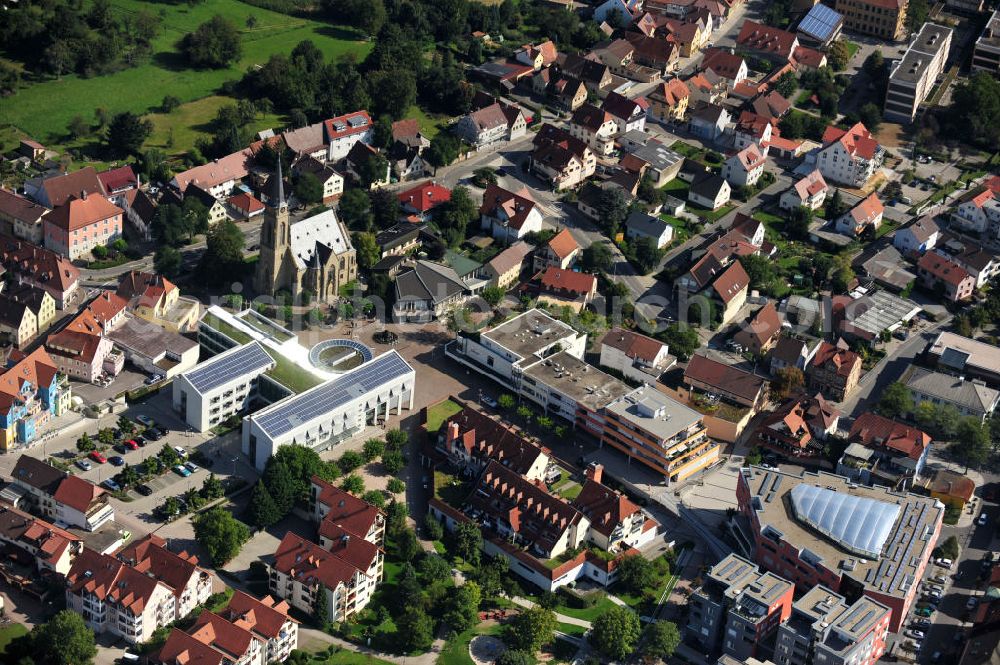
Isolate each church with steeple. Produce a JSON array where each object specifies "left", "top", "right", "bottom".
[{"left": 254, "top": 160, "right": 357, "bottom": 302}]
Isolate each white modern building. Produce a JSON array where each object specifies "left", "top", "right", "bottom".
[
  {"left": 972, "top": 9, "right": 1000, "bottom": 74},
  {"left": 884, "top": 23, "right": 952, "bottom": 123},
  {"left": 325, "top": 111, "right": 373, "bottom": 162},
  {"left": 814, "top": 122, "right": 884, "bottom": 187},
  {"left": 242, "top": 351, "right": 415, "bottom": 470},
  {"left": 172, "top": 341, "right": 276, "bottom": 431}
]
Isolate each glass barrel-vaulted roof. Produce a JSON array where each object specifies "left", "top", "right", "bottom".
[{"left": 790, "top": 484, "right": 900, "bottom": 559}]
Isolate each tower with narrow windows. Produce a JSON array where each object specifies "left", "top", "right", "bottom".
[{"left": 255, "top": 159, "right": 291, "bottom": 296}]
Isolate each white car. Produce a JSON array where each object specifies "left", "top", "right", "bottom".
[
  {"left": 967, "top": 597, "right": 979, "bottom": 610},
  {"left": 978, "top": 513, "right": 989, "bottom": 527},
  {"left": 905, "top": 629, "right": 926, "bottom": 640},
  {"left": 936, "top": 558, "right": 953, "bottom": 568},
  {"left": 481, "top": 395, "right": 498, "bottom": 408},
  {"left": 174, "top": 446, "right": 188, "bottom": 458}
]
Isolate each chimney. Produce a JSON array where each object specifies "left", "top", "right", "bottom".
[
  {"left": 586, "top": 462, "right": 604, "bottom": 484},
  {"left": 508, "top": 506, "right": 521, "bottom": 532},
  {"left": 447, "top": 421, "right": 459, "bottom": 444}
]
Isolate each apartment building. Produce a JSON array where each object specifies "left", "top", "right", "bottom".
[
  {"left": 116, "top": 534, "right": 213, "bottom": 620},
  {"left": 815, "top": 122, "right": 884, "bottom": 187},
  {"left": 737, "top": 466, "right": 943, "bottom": 631},
  {"left": 0, "top": 188, "right": 47, "bottom": 244},
  {"left": 807, "top": 341, "right": 863, "bottom": 401},
  {"left": 173, "top": 342, "right": 276, "bottom": 431},
  {"left": 0, "top": 349, "right": 69, "bottom": 452},
  {"left": 774, "top": 587, "right": 891, "bottom": 665},
  {"left": 324, "top": 111, "right": 374, "bottom": 162},
  {"left": 833, "top": 0, "right": 907, "bottom": 42},
  {"left": 601, "top": 385, "right": 718, "bottom": 483},
  {"left": 686, "top": 554, "right": 794, "bottom": 661},
  {"left": 885, "top": 23, "right": 952, "bottom": 122},
  {"left": 903, "top": 366, "right": 1000, "bottom": 423},
  {"left": 972, "top": 9, "right": 1000, "bottom": 74},
  {"left": 529, "top": 124, "right": 597, "bottom": 190},
  {"left": 917, "top": 252, "right": 976, "bottom": 302},
  {"left": 438, "top": 406, "right": 551, "bottom": 481},
  {"left": 0, "top": 504, "right": 82, "bottom": 575},
  {"left": 43, "top": 191, "right": 123, "bottom": 260},
  {"left": 11, "top": 455, "right": 115, "bottom": 531}
]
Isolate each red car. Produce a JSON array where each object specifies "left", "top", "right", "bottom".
[
  {"left": 124, "top": 439, "right": 139, "bottom": 451},
  {"left": 88, "top": 450, "right": 107, "bottom": 464}
]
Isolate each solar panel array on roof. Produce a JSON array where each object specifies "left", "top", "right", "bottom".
[
  {"left": 790, "top": 484, "right": 900, "bottom": 560},
  {"left": 798, "top": 3, "right": 842, "bottom": 41},
  {"left": 185, "top": 342, "right": 274, "bottom": 394},
  {"left": 255, "top": 351, "right": 412, "bottom": 438},
  {"left": 939, "top": 347, "right": 970, "bottom": 371}
]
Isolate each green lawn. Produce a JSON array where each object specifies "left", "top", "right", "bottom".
[
  {"left": 0, "top": 623, "right": 28, "bottom": 654},
  {"left": 0, "top": 0, "right": 371, "bottom": 151},
  {"left": 263, "top": 348, "right": 324, "bottom": 393},
  {"left": 690, "top": 203, "right": 735, "bottom": 222},
  {"left": 844, "top": 41, "right": 860, "bottom": 59},
  {"left": 309, "top": 648, "right": 396, "bottom": 665},
  {"left": 555, "top": 622, "right": 587, "bottom": 636},
  {"left": 661, "top": 178, "right": 690, "bottom": 197},
  {"left": 426, "top": 398, "right": 463, "bottom": 433},
  {"left": 438, "top": 623, "right": 504, "bottom": 665},
  {"left": 554, "top": 593, "right": 619, "bottom": 622},
  {"left": 202, "top": 312, "right": 253, "bottom": 344},
  {"left": 404, "top": 105, "right": 446, "bottom": 140},
  {"left": 147, "top": 95, "right": 287, "bottom": 159}
]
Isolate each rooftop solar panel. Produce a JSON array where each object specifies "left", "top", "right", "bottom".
[
  {"left": 798, "top": 3, "right": 842, "bottom": 41},
  {"left": 254, "top": 351, "right": 413, "bottom": 438},
  {"left": 185, "top": 342, "right": 274, "bottom": 394}
]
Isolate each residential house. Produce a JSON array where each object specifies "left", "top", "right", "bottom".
[
  {"left": 833, "top": 0, "right": 907, "bottom": 42},
  {"left": 689, "top": 260, "right": 751, "bottom": 325},
  {"left": 732, "top": 111, "right": 773, "bottom": 151},
  {"left": 294, "top": 157, "right": 344, "bottom": 203},
  {"left": 7, "top": 284, "right": 55, "bottom": 332},
  {"left": 536, "top": 267, "right": 598, "bottom": 310},
  {"left": 45, "top": 308, "right": 118, "bottom": 383},
  {"left": 769, "top": 336, "right": 822, "bottom": 374},
  {"left": 171, "top": 150, "right": 250, "bottom": 198},
  {"left": 733, "top": 302, "right": 782, "bottom": 355},
  {"left": 25, "top": 167, "right": 105, "bottom": 208},
  {"left": 934, "top": 232, "right": 1000, "bottom": 288},
  {"left": 602, "top": 92, "right": 648, "bottom": 135},
  {"left": 599, "top": 327, "right": 676, "bottom": 383},
  {"left": 701, "top": 49, "right": 748, "bottom": 88},
  {"left": 43, "top": 192, "right": 123, "bottom": 260},
  {"left": 807, "top": 340, "right": 863, "bottom": 401},
  {"left": 529, "top": 125, "right": 597, "bottom": 190},
  {"left": 0, "top": 296, "right": 37, "bottom": 348},
  {"left": 647, "top": 78, "right": 691, "bottom": 122},
  {"left": 534, "top": 228, "right": 580, "bottom": 271},
  {"left": 455, "top": 102, "right": 524, "bottom": 149},
  {"left": 689, "top": 173, "right": 731, "bottom": 210},
  {"left": 0, "top": 505, "right": 82, "bottom": 575},
  {"left": 438, "top": 406, "right": 551, "bottom": 480},
  {"left": 926, "top": 470, "right": 976, "bottom": 511},
  {"left": 97, "top": 165, "right": 139, "bottom": 209},
  {"left": 683, "top": 354, "right": 766, "bottom": 410},
  {"left": 835, "top": 192, "right": 884, "bottom": 237},
  {"left": 593, "top": 39, "right": 639, "bottom": 78},
  {"left": 815, "top": 122, "right": 884, "bottom": 187},
  {"left": 228, "top": 192, "right": 266, "bottom": 220},
  {"left": 393, "top": 260, "right": 469, "bottom": 322},
  {"left": 0, "top": 349, "right": 69, "bottom": 452},
  {"left": 0, "top": 237, "right": 80, "bottom": 308},
  {"left": 903, "top": 366, "right": 1000, "bottom": 423},
  {"left": 917, "top": 252, "right": 976, "bottom": 302},
  {"left": 514, "top": 41, "right": 559, "bottom": 70},
  {"left": 479, "top": 184, "right": 544, "bottom": 243},
  {"left": 375, "top": 224, "right": 428, "bottom": 261},
  {"left": 398, "top": 181, "right": 452, "bottom": 223},
  {"left": 66, "top": 548, "right": 177, "bottom": 644},
  {"left": 123, "top": 189, "right": 157, "bottom": 241},
  {"left": 951, "top": 189, "right": 1000, "bottom": 236},
  {"left": 594, "top": 0, "right": 642, "bottom": 23},
  {"left": 572, "top": 465, "right": 656, "bottom": 552},
  {"left": 86, "top": 291, "right": 128, "bottom": 333},
  {"left": 841, "top": 411, "right": 932, "bottom": 487},
  {"left": 893, "top": 216, "right": 939, "bottom": 255},
  {"left": 484, "top": 241, "right": 534, "bottom": 290},
  {"left": 540, "top": 74, "right": 589, "bottom": 112},
  {"left": 792, "top": 45, "right": 829, "bottom": 70},
  {"left": 184, "top": 184, "right": 229, "bottom": 226},
  {"left": 625, "top": 211, "right": 673, "bottom": 249},
  {"left": 0, "top": 188, "right": 47, "bottom": 244},
  {"left": 686, "top": 72, "right": 727, "bottom": 106},
  {"left": 779, "top": 169, "right": 828, "bottom": 211},
  {"left": 325, "top": 110, "right": 374, "bottom": 162},
  {"left": 756, "top": 393, "right": 841, "bottom": 459},
  {"left": 722, "top": 144, "right": 767, "bottom": 188},
  {"left": 736, "top": 20, "right": 800, "bottom": 60},
  {"left": 689, "top": 104, "right": 730, "bottom": 142},
  {"left": 117, "top": 534, "right": 213, "bottom": 621},
  {"left": 12, "top": 455, "right": 114, "bottom": 531},
  {"left": 18, "top": 139, "right": 46, "bottom": 162},
  {"left": 282, "top": 122, "right": 328, "bottom": 161},
  {"left": 619, "top": 138, "right": 685, "bottom": 187},
  {"left": 557, "top": 53, "right": 615, "bottom": 95},
  {"left": 750, "top": 91, "right": 792, "bottom": 123},
  {"left": 569, "top": 104, "right": 620, "bottom": 156},
  {"left": 623, "top": 32, "right": 680, "bottom": 73},
  {"left": 661, "top": 16, "right": 712, "bottom": 57},
  {"left": 117, "top": 270, "right": 199, "bottom": 333}
]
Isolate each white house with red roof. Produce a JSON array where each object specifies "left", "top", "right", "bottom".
[
  {"left": 228, "top": 191, "right": 266, "bottom": 220},
  {"left": 397, "top": 181, "right": 452, "bottom": 222},
  {"left": 45, "top": 307, "right": 118, "bottom": 383},
  {"left": 12, "top": 455, "right": 114, "bottom": 531},
  {"left": 534, "top": 228, "right": 580, "bottom": 271},
  {"left": 836, "top": 192, "right": 884, "bottom": 237},
  {"left": 722, "top": 144, "right": 767, "bottom": 188},
  {"left": 700, "top": 48, "right": 748, "bottom": 88},
  {"left": 324, "top": 110, "right": 374, "bottom": 162},
  {"left": 918, "top": 252, "right": 976, "bottom": 302},
  {"left": 0, "top": 504, "right": 82, "bottom": 575},
  {"left": 537, "top": 266, "right": 598, "bottom": 309},
  {"left": 42, "top": 191, "right": 123, "bottom": 260},
  {"left": 171, "top": 150, "right": 250, "bottom": 198},
  {"left": 780, "top": 169, "right": 828, "bottom": 211},
  {"left": 602, "top": 91, "right": 648, "bottom": 134},
  {"left": 815, "top": 122, "right": 885, "bottom": 187},
  {"left": 569, "top": 103, "right": 620, "bottom": 156},
  {"left": 732, "top": 111, "right": 773, "bottom": 151},
  {"left": 599, "top": 327, "right": 676, "bottom": 383},
  {"left": 117, "top": 534, "right": 213, "bottom": 619},
  {"left": 952, "top": 188, "right": 1000, "bottom": 235},
  {"left": 572, "top": 464, "right": 656, "bottom": 551},
  {"left": 479, "top": 183, "right": 544, "bottom": 242}
]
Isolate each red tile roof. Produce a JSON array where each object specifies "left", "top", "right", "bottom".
[
  {"left": 849, "top": 192, "right": 884, "bottom": 225},
  {"left": 850, "top": 411, "right": 931, "bottom": 460},
  {"left": 811, "top": 341, "right": 861, "bottom": 378},
  {"left": 546, "top": 228, "right": 580, "bottom": 260},
  {"left": 480, "top": 183, "right": 539, "bottom": 231},
  {"left": 39, "top": 167, "right": 106, "bottom": 207},
  {"left": 0, "top": 347, "right": 60, "bottom": 413},
  {"left": 539, "top": 266, "right": 597, "bottom": 296},
  {"left": 711, "top": 261, "right": 749, "bottom": 304},
  {"left": 173, "top": 150, "right": 250, "bottom": 193},
  {"left": 43, "top": 191, "right": 122, "bottom": 232},
  {"left": 918, "top": 252, "right": 973, "bottom": 288},
  {"left": 323, "top": 110, "right": 373, "bottom": 141},
  {"left": 650, "top": 77, "right": 690, "bottom": 108},
  {"left": 391, "top": 119, "right": 421, "bottom": 143},
  {"left": 97, "top": 165, "right": 138, "bottom": 193},
  {"left": 701, "top": 48, "right": 746, "bottom": 80},
  {"left": 600, "top": 327, "right": 668, "bottom": 363},
  {"left": 737, "top": 20, "right": 798, "bottom": 56},
  {"left": 228, "top": 192, "right": 264, "bottom": 215},
  {"left": 684, "top": 353, "right": 766, "bottom": 403},
  {"left": 272, "top": 532, "right": 372, "bottom": 591},
  {"left": 67, "top": 548, "right": 165, "bottom": 615},
  {"left": 929, "top": 470, "right": 975, "bottom": 502},
  {"left": 188, "top": 611, "right": 255, "bottom": 660},
  {"left": 155, "top": 628, "right": 226, "bottom": 665},
  {"left": 220, "top": 591, "right": 296, "bottom": 640},
  {"left": 0, "top": 504, "right": 80, "bottom": 567},
  {"left": 311, "top": 476, "right": 381, "bottom": 539},
  {"left": 117, "top": 534, "right": 205, "bottom": 598},
  {"left": 793, "top": 45, "right": 827, "bottom": 69},
  {"left": 734, "top": 302, "right": 782, "bottom": 349},
  {"left": 87, "top": 292, "right": 127, "bottom": 326},
  {"left": 793, "top": 169, "right": 828, "bottom": 199},
  {"left": 397, "top": 181, "right": 452, "bottom": 213},
  {"left": 53, "top": 475, "right": 105, "bottom": 513},
  {"left": 443, "top": 406, "right": 549, "bottom": 474},
  {"left": 572, "top": 479, "right": 644, "bottom": 538},
  {"left": 0, "top": 237, "right": 79, "bottom": 293},
  {"left": 116, "top": 270, "right": 177, "bottom": 308},
  {"left": 0, "top": 188, "right": 48, "bottom": 224},
  {"left": 822, "top": 122, "right": 880, "bottom": 160}
]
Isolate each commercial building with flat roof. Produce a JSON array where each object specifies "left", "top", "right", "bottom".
[
  {"left": 832, "top": 0, "right": 907, "bottom": 42},
  {"left": 737, "top": 466, "right": 943, "bottom": 632},
  {"left": 973, "top": 9, "right": 1000, "bottom": 75},
  {"left": 927, "top": 331, "right": 1000, "bottom": 386},
  {"left": 884, "top": 23, "right": 952, "bottom": 122},
  {"left": 774, "top": 586, "right": 890, "bottom": 665},
  {"left": 601, "top": 385, "right": 718, "bottom": 483}
]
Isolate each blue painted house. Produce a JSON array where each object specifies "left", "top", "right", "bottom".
[{"left": 0, "top": 347, "right": 67, "bottom": 452}]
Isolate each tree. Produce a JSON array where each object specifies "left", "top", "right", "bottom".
[
  {"left": 774, "top": 71, "right": 798, "bottom": 98},
  {"left": 615, "top": 553, "right": 656, "bottom": 594},
  {"left": 596, "top": 187, "right": 628, "bottom": 236},
  {"left": 294, "top": 172, "right": 324, "bottom": 205},
  {"left": 827, "top": 40, "right": 851, "bottom": 71},
  {"left": 180, "top": 15, "right": 242, "bottom": 68},
  {"left": 396, "top": 606, "right": 435, "bottom": 652},
  {"left": 338, "top": 188, "right": 373, "bottom": 231},
  {"left": 590, "top": 606, "right": 641, "bottom": 661},
  {"left": 362, "top": 489, "right": 386, "bottom": 508},
  {"left": 200, "top": 219, "right": 245, "bottom": 284},
  {"left": 826, "top": 188, "right": 845, "bottom": 221},
  {"left": 858, "top": 103, "right": 883, "bottom": 133},
  {"left": 386, "top": 428, "right": 408, "bottom": 450},
  {"left": 496, "top": 650, "right": 533, "bottom": 665},
  {"left": 76, "top": 434, "right": 95, "bottom": 453},
  {"left": 201, "top": 472, "right": 224, "bottom": 499},
  {"left": 106, "top": 111, "right": 152, "bottom": 157},
  {"left": 907, "top": 0, "right": 930, "bottom": 35},
  {"left": 863, "top": 50, "right": 885, "bottom": 78},
  {"left": 582, "top": 242, "right": 614, "bottom": 273},
  {"left": 954, "top": 418, "right": 990, "bottom": 469},
  {"left": 194, "top": 506, "right": 251, "bottom": 566},
  {"left": 248, "top": 481, "right": 282, "bottom": 528},
  {"left": 437, "top": 186, "right": 478, "bottom": 246},
  {"left": 444, "top": 580, "right": 481, "bottom": 633},
  {"left": 382, "top": 450, "right": 404, "bottom": 474},
  {"left": 362, "top": 438, "right": 385, "bottom": 462},
  {"left": 746, "top": 446, "right": 763, "bottom": 466},
  {"left": 395, "top": 524, "right": 421, "bottom": 562},
  {"left": 498, "top": 394, "right": 516, "bottom": 410},
  {"left": 7, "top": 609, "right": 97, "bottom": 665},
  {"left": 155, "top": 246, "right": 183, "bottom": 278},
  {"left": 631, "top": 237, "right": 665, "bottom": 275},
  {"left": 425, "top": 132, "right": 462, "bottom": 168},
  {"left": 642, "top": 621, "right": 681, "bottom": 661},
  {"left": 948, "top": 72, "right": 1000, "bottom": 150},
  {"left": 357, "top": 152, "right": 389, "bottom": 188},
  {"left": 313, "top": 589, "right": 330, "bottom": 628},
  {"left": 423, "top": 514, "right": 444, "bottom": 540},
  {"left": 262, "top": 459, "right": 296, "bottom": 516},
  {"left": 770, "top": 367, "right": 805, "bottom": 400},
  {"left": 0, "top": 61, "right": 19, "bottom": 96},
  {"left": 832, "top": 266, "right": 855, "bottom": 294},
  {"left": 937, "top": 535, "right": 960, "bottom": 560},
  {"left": 341, "top": 473, "right": 365, "bottom": 494},
  {"left": 388, "top": 477, "right": 406, "bottom": 494},
  {"left": 352, "top": 231, "right": 380, "bottom": 270},
  {"left": 878, "top": 382, "right": 914, "bottom": 418},
  {"left": 504, "top": 606, "right": 557, "bottom": 652},
  {"left": 658, "top": 324, "right": 700, "bottom": 361},
  {"left": 451, "top": 520, "right": 482, "bottom": 566},
  {"left": 482, "top": 286, "right": 505, "bottom": 307}
]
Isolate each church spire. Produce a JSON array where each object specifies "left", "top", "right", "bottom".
[{"left": 276, "top": 154, "right": 286, "bottom": 209}]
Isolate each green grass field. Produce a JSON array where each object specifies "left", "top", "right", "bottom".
[
  {"left": 0, "top": 623, "right": 28, "bottom": 654},
  {"left": 0, "top": 0, "right": 371, "bottom": 153},
  {"left": 146, "top": 95, "right": 287, "bottom": 158}
]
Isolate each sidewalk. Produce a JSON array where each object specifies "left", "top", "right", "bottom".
[{"left": 509, "top": 596, "right": 593, "bottom": 628}]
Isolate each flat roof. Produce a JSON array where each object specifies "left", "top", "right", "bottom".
[
  {"left": 604, "top": 384, "right": 703, "bottom": 442},
  {"left": 482, "top": 309, "right": 578, "bottom": 362},
  {"left": 890, "top": 22, "right": 952, "bottom": 85},
  {"left": 928, "top": 331, "right": 1000, "bottom": 378},
  {"left": 522, "top": 350, "right": 628, "bottom": 412},
  {"left": 976, "top": 9, "right": 1000, "bottom": 53},
  {"left": 743, "top": 466, "right": 943, "bottom": 601},
  {"left": 183, "top": 342, "right": 274, "bottom": 395},
  {"left": 108, "top": 317, "right": 198, "bottom": 360},
  {"left": 844, "top": 290, "right": 921, "bottom": 335},
  {"left": 252, "top": 351, "right": 413, "bottom": 439}
]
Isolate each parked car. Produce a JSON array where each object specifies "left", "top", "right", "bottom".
[
  {"left": 978, "top": 513, "right": 989, "bottom": 526},
  {"left": 75, "top": 459, "right": 92, "bottom": 471},
  {"left": 185, "top": 461, "right": 200, "bottom": 474},
  {"left": 924, "top": 584, "right": 944, "bottom": 593},
  {"left": 915, "top": 607, "right": 935, "bottom": 617},
  {"left": 967, "top": 597, "right": 979, "bottom": 610},
  {"left": 173, "top": 464, "right": 191, "bottom": 478},
  {"left": 174, "top": 446, "right": 188, "bottom": 458},
  {"left": 903, "top": 639, "right": 921, "bottom": 652},
  {"left": 144, "top": 428, "right": 162, "bottom": 441},
  {"left": 136, "top": 484, "right": 154, "bottom": 496},
  {"left": 109, "top": 456, "right": 125, "bottom": 467},
  {"left": 136, "top": 415, "right": 155, "bottom": 427},
  {"left": 481, "top": 394, "right": 498, "bottom": 408},
  {"left": 89, "top": 451, "right": 107, "bottom": 464},
  {"left": 936, "top": 558, "right": 953, "bottom": 568},
  {"left": 102, "top": 479, "right": 121, "bottom": 491},
  {"left": 124, "top": 439, "right": 139, "bottom": 451},
  {"left": 134, "top": 436, "right": 146, "bottom": 448},
  {"left": 912, "top": 619, "right": 931, "bottom": 629},
  {"left": 114, "top": 444, "right": 128, "bottom": 454},
  {"left": 930, "top": 575, "right": 947, "bottom": 584},
  {"left": 905, "top": 629, "right": 926, "bottom": 640}
]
